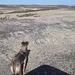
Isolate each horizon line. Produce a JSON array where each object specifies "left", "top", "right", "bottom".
[{"left": 0, "top": 4, "right": 75, "bottom": 6}]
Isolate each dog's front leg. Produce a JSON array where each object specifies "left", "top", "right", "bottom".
[{"left": 23, "top": 58, "right": 27, "bottom": 72}]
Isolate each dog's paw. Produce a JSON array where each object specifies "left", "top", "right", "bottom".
[{"left": 23, "top": 68, "right": 25, "bottom": 72}]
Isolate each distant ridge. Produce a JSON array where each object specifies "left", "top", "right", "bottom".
[{"left": 0, "top": 5, "right": 75, "bottom": 10}]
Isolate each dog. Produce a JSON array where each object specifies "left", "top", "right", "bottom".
[{"left": 10, "top": 41, "right": 29, "bottom": 75}]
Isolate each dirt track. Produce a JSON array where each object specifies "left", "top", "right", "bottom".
[{"left": 0, "top": 6, "right": 75, "bottom": 75}]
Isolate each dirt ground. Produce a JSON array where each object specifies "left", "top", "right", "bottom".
[{"left": 0, "top": 5, "right": 75, "bottom": 75}]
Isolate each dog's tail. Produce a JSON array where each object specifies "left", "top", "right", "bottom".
[{"left": 6, "top": 54, "right": 12, "bottom": 61}]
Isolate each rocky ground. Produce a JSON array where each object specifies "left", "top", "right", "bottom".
[{"left": 0, "top": 5, "right": 75, "bottom": 75}]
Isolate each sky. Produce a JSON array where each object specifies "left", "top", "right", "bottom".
[{"left": 0, "top": 0, "right": 75, "bottom": 5}]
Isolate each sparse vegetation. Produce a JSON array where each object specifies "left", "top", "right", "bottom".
[
  {"left": 8, "top": 7, "right": 61, "bottom": 14},
  {"left": 0, "top": 12, "right": 3, "bottom": 14},
  {"left": 18, "top": 13, "right": 36, "bottom": 17}
]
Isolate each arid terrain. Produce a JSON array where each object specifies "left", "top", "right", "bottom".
[{"left": 0, "top": 5, "right": 75, "bottom": 75}]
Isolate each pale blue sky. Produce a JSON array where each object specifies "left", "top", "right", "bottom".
[{"left": 0, "top": 0, "right": 75, "bottom": 5}]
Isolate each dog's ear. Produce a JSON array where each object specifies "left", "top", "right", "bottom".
[{"left": 21, "top": 41, "right": 29, "bottom": 46}]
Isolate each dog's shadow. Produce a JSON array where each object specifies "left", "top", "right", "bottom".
[{"left": 25, "top": 65, "right": 70, "bottom": 75}]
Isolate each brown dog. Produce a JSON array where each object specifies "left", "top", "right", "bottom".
[{"left": 10, "top": 41, "right": 29, "bottom": 75}]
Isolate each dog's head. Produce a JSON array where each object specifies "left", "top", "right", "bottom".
[
  {"left": 21, "top": 41, "right": 29, "bottom": 46},
  {"left": 21, "top": 41, "right": 29, "bottom": 52}
]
